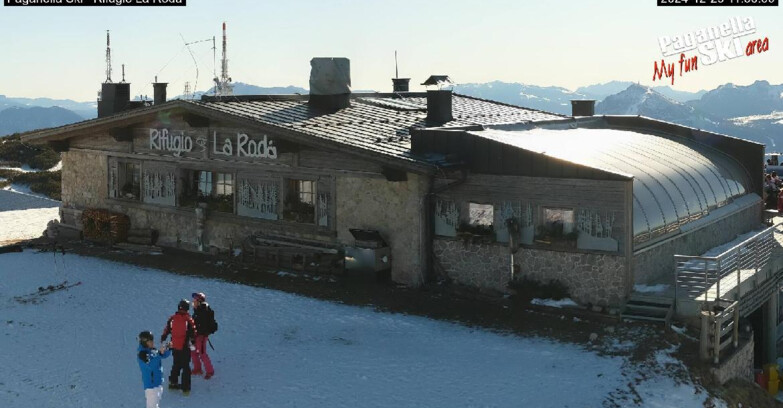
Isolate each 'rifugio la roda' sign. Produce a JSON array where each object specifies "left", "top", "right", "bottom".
[{"left": 148, "top": 128, "right": 278, "bottom": 159}]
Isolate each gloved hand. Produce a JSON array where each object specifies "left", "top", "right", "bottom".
[
  {"left": 189, "top": 342, "right": 196, "bottom": 352},
  {"left": 138, "top": 350, "right": 149, "bottom": 363}
]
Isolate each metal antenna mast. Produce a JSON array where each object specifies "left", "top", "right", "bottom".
[
  {"left": 212, "top": 36, "right": 217, "bottom": 95},
  {"left": 395, "top": 50, "right": 398, "bottom": 79},
  {"left": 214, "top": 22, "right": 233, "bottom": 97},
  {"left": 105, "top": 30, "right": 112, "bottom": 83},
  {"left": 121, "top": 64, "right": 126, "bottom": 83}
]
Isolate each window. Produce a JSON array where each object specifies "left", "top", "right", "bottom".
[
  {"left": 283, "top": 179, "right": 315, "bottom": 223},
  {"left": 117, "top": 161, "right": 141, "bottom": 200},
  {"left": 537, "top": 207, "right": 576, "bottom": 241},
  {"left": 180, "top": 170, "right": 234, "bottom": 213},
  {"left": 216, "top": 173, "right": 234, "bottom": 196},
  {"left": 237, "top": 178, "right": 279, "bottom": 220},
  {"left": 468, "top": 203, "right": 493, "bottom": 226},
  {"left": 142, "top": 166, "right": 177, "bottom": 206},
  {"left": 456, "top": 202, "right": 494, "bottom": 236},
  {"left": 197, "top": 171, "right": 213, "bottom": 196}
]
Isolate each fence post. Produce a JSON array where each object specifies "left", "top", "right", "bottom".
[
  {"left": 737, "top": 247, "right": 742, "bottom": 301},
  {"left": 674, "top": 257, "right": 679, "bottom": 315},
  {"left": 733, "top": 305, "right": 739, "bottom": 348},
  {"left": 713, "top": 314, "right": 720, "bottom": 364},
  {"left": 716, "top": 258, "right": 721, "bottom": 303},
  {"left": 704, "top": 259, "right": 709, "bottom": 309}
]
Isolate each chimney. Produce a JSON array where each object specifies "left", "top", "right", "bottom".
[
  {"left": 308, "top": 57, "right": 351, "bottom": 110},
  {"left": 392, "top": 78, "right": 410, "bottom": 92},
  {"left": 97, "top": 82, "right": 131, "bottom": 118},
  {"left": 571, "top": 100, "right": 595, "bottom": 117},
  {"left": 153, "top": 80, "right": 168, "bottom": 105},
  {"left": 422, "top": 75, "right": 455, "bottom": 123}
]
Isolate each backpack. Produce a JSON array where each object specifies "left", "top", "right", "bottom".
[{"left": 203, "top": 305, "right": 218, "bottom": 335}]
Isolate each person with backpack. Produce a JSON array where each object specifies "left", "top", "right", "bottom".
[
  {"left": 161, "top": 299, "right": 197, "bottom": 395},
  {"left": 190, "top": 292, "right": 217, "bottom": 379},
  {"left": 136, "top": 330, "right": 171, "bottom": 408}
]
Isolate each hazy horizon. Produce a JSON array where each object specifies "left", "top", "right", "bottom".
[{"left": 1, "top": 0, "right": 781, "bottom": 101}]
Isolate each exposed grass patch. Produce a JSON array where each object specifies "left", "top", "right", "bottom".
[
  {"left": 0, "top": 133, "right": 60, "bottom": 170},
  {"left": 0, "top": 167, "right": 61, "bottom": 200}
]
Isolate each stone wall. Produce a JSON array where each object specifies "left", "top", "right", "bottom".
[
  {"left": 60, "top": 150, "right": 429, "bottom": 286},
  {"left": 711, "top": 333, "right": 754, "bottom": 385},
  {"left": 633, "top": 200, "right": 762, "bottom": 284},
  {"left": 336, "top": 174, "right": 429, "bottom": 286},
  {"left": 61, "top": 150, "right": 108, "bottom": 209},
  {"left": 433, "top": 238, "right": 628, "bottom": 307}
]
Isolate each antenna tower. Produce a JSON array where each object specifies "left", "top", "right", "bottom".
[
  {"left": 105, "top": 30, "right": 112, "bottom": 83},
  {"left": 183, "top": 81, "right": 192, "bottom": 100},
  {"left": 214, "top": 22, "right": 234, "bottom": 97}
]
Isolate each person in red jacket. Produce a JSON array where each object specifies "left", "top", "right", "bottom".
[{"left": 161, "top": 299, "right": 197, "bottom": 395}]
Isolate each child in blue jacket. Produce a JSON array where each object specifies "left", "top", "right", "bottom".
[{"left": 137, "top": 331, "right": 172, "bottom": 408}]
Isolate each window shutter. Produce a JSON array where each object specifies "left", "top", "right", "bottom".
[
  {"left": 316, "top": 177, "right": 332, "bottom": 229},
  {"left": 108, "top": 158, "right": 119, "bottom": 198}
]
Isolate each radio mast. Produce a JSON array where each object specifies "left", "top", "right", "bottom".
[
  {"left": 214, "top": 22, "right": 234, "bottom": 97},
  {"left": 105, "top": 30, "right": 112, "bottom": 83}
]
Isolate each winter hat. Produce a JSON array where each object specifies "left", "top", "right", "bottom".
[
  {"left": 178, "top": 299, "right": 190, "bottom": 311},
  {"left": 138, "top": 330, "right": 154, "bottom": 345},
  {"left": 192, "top": 292, "right": 206, "bottom": 302}
]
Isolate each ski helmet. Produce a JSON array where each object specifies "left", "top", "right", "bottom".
[
  {"left": 178, "top": 299, "right": 190, "bottom": 311},
  {"left": 138, "top": 330, "right": 154, "bottom": 345},
  {"left": 192, "top": 292, "right": 206, "bottom": 302}
]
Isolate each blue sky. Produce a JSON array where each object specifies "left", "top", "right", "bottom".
[{"left": 1, "top": 0, "right": 781, "bottom": 101}]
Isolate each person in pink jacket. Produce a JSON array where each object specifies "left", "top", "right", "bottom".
[{"left": 190, "top": 292, "right": 216, "bottom": 379}]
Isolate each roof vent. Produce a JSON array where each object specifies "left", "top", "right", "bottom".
[
  {"left": 392, "top": 78, "right": 410, "bottom": 92},
  {"left": 422, "top": 75, "right": 454, "bottom": 124},
  {"left": 571, "top": 100, "right": 595, "bottom": 117},
  {"left": 309, "top": 57, "right": 351, "bottom": 110},
  {"left": 153, "top": 79, "right": 168, "bottom": 105}
]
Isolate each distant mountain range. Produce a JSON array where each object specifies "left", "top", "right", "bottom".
[
  {"left": 0, "top": 106, "right": 84, "bottom": 137},
  {"left": 3, "top": 80, "right": 782, "bottom": 150},
  {"left": 0, "top": 94, "right": 97, "bottom": 120},
  {"left": 173, "top": 82, "right": 308, "bottom": 100},
  {"left": 576, "top": 81, "right": 706, "bottom": 104},
  {"left": 595, "top": 82, "right": 783, "bottom": 149}
]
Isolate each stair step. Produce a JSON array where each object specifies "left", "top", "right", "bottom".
[
  {"left": 620, "top": 314, "right": 669, "bottom": 322},
  {"left": 624, "top": 304, "right": 671, "bottom": 314},
  {"left": 628, "top": 294, "right": 674, "bottom": 306}
]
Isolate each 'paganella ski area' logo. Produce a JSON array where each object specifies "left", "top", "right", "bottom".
[{"left": 653, "top": 17, "right": 769, "bottom": 85}]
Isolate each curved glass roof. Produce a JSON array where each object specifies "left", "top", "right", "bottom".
[{"left": 474, "top": 128, "right": 752, "bottom": 242}]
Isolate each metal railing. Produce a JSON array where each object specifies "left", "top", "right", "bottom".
[
  {"left": 674, "top": 224, "right": 778, "bottom": 307},
  {"left": 709, "top": 300, "right": 740, "bottom": 364}
]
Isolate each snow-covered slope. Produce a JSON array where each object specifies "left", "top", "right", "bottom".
[
  {"left": 0, "top": 250, "right": 726, "bottom": 407},
  {"left": 688, "top": 80, "right": 783, "bottom": 119},
  {"left": 455, "top": 81, "right": 587, "bottom": 115},
  {"left": 0, "top": 189, "right": 59, "bottom": 245}
]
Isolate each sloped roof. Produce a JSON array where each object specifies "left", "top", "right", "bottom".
[
  {"left": 20, "top": 93, "right": 564, "bottom": 171},
  {"left": 468, "top": 126, "right": 753, "bottom": 241}
]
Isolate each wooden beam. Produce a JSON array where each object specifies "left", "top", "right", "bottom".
[
  {"left": 110, "top": 127, "right": 133, "bottom": 142},
  {"left": 182, "top": 113, "right": 210, "bottom": 128},
  {"left": 48, "top": 140, "right": 69, "bottom": 152}
]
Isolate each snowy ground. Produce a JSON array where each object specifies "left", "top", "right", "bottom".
[
  {"left": 0, "top": 189, "right": 59, "bottom": 245},
  {"left": 0, "top": 250, "right": 725, "bottom": 408}
]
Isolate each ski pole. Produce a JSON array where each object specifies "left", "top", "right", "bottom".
[{"left": 208, "top": 338, "right": 215, "bottom": 351}]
